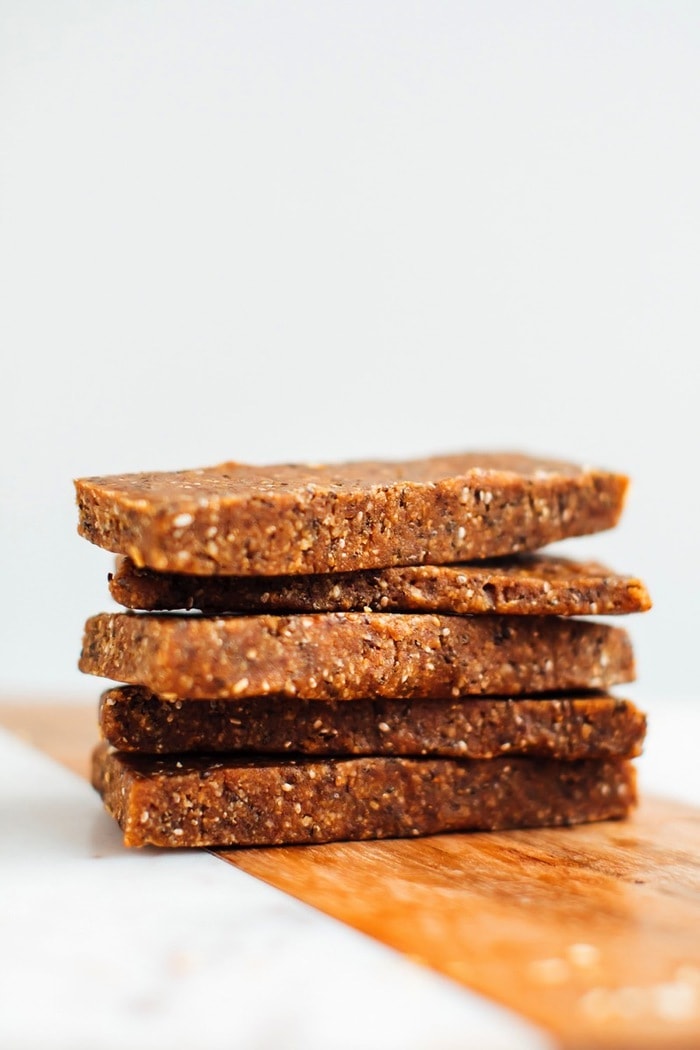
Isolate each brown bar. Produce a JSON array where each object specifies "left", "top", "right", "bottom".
[
  {"left": 80, "top": 612, "right": 635, "bottom": 700},
  {"left": 99, "top": 686, "right": 647, "bottom": 760},
  {"left": 109, "top": 553, "right": 651, "bottom": 617},
  {"left": 92, "top": 744, "right": 637, "bottom": 848},
  {"left": 75, "top": 452, "right": 628, "bottom": 576}
]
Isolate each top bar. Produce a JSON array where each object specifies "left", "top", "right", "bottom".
[{"left": 75, "top": 452, "right": 628, "bottom": 576}]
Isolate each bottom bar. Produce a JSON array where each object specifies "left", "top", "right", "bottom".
[{"left": 92, "top": 744, "right": 636, "bottom": 848}]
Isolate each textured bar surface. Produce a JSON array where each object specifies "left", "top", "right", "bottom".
[
  {"left": 100, "top": 687, "right": 647, "bottom": 759},
  {"left": 80, "top": 612, "right": 635, "bottom": 700},
  {"left": 92, "top": 745, "right": 637, "bottom": 848},
  {"left": 109, "top": 553, "right": 651, "bottom": 617},
  {"left": 75, "top": 452, "right": 628, "bottom": 575}
]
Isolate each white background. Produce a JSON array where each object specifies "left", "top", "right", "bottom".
[{"left": 1, "top": 1, "right": 698, "bottom": 702}]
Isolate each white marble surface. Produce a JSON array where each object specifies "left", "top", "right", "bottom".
[{"left": 1, "top": 692, "right": 697, "bottom": 1050}]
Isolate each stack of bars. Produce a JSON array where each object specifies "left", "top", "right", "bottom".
[{"left": 76, "top": 452, "right": 651, "bottom": 849}]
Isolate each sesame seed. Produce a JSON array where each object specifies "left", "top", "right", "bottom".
[
  {"left": 528, "top": 958, "right": 569, "bottom": 985},
  {"left": 579, "top": 988, "right": 613, "bottom": 1021},
  {"left": 567, "top": 943, "right": 600, "bottom": 968}
]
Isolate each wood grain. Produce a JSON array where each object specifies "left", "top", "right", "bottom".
[{"left": 3, "top": 701, "right": 700, "bottom": 1049}]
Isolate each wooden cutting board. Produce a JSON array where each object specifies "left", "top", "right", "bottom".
[{"left": 3, "top": 701, "right": 700, "bottom": 1050}]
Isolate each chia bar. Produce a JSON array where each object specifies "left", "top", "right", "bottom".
[
  {"left": 80, "top": 611, "right": 634, "bottom": 701},
  {"left": 92, "top": 744, "right": 637, "bottom": 848},
  {"left": 109, "top": 552, "right": 650, "bottom": 617},
  {"left": 75, "top": 452, "right": 628, "bottom": 576},
  {"left": 100, "top": 686, "right": 646, "bottom": 760}
]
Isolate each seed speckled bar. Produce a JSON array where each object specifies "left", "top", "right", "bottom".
[
  {"left": 80, "top": 612, "right": 634, "bottom": 700},
  {"left": 99, "top": 686, "right": 647, "bottom": 759},
  {"left": 91, "top": 744, "right": 637, "bottom": 848},
  {"left": 75, "top": 452, "right": 628, "bottom": 576},
  {"left": 109, "top": 553, "right": 651, "bottom": 617}
]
